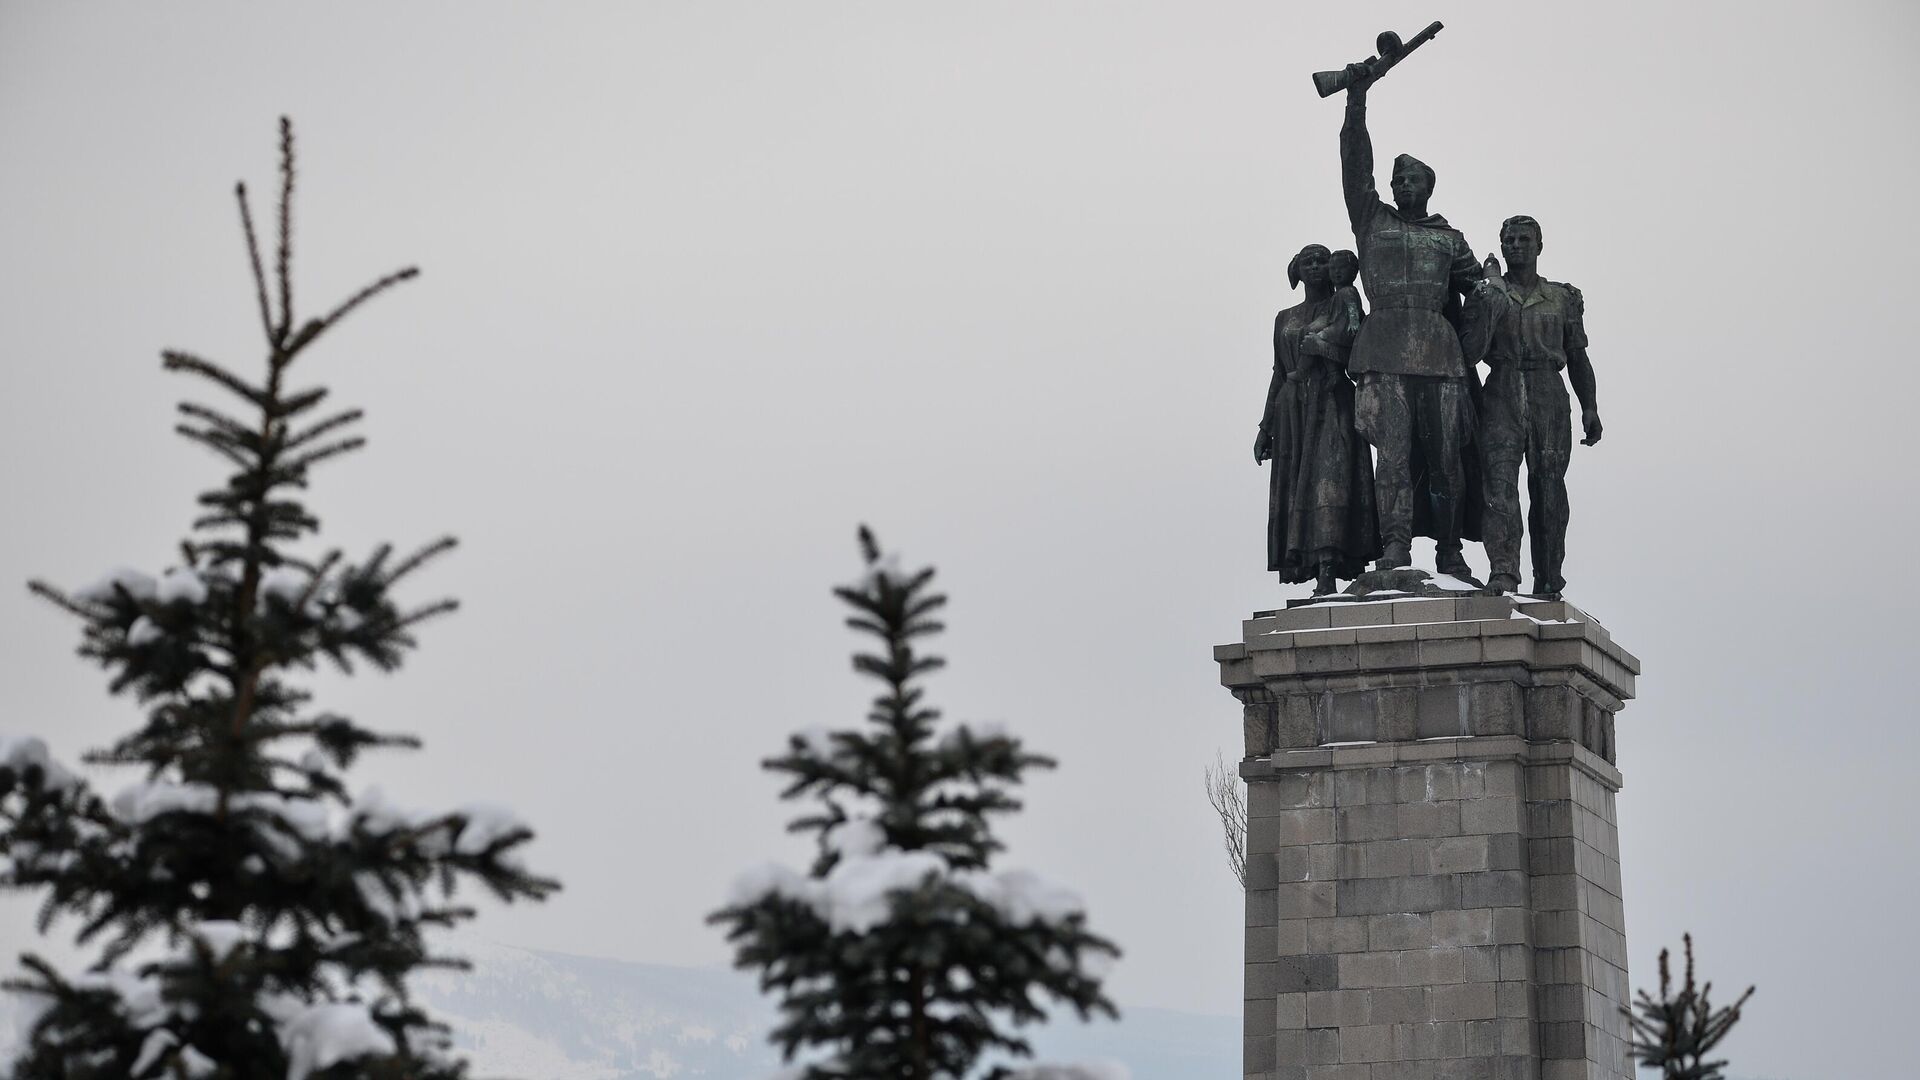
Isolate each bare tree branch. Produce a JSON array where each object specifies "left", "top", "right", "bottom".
[{"left": 1204, "top": 750, "right": 1247, "bottom": 888}]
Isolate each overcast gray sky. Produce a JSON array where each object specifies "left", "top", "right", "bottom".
[{"left": 3, "top": 2, "right": 1917, "bottom": 1077}]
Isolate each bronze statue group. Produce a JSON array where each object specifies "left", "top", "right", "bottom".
[{"left": 1256, "top": 66, "right": 1602, "bottom": 600}]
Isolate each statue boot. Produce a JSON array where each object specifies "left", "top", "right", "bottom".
[
  {"left": 1435, "top": 544, "right": 1482, "bottom": 587},
  {"left": 1313, "top": 560, "right": 1339, "bottom": 597},
  {"left": 1375, "top": 542, "right": 1411, "bottom": 571}
]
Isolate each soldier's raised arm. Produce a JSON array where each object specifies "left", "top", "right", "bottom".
[{"left": 1339, "top": 72, "right": 1379, "bottom": 232}]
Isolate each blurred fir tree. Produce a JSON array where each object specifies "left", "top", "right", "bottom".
[
  {"left": 0, "top": 119, "right": 556, "bottom": 1079},
  {"left": 1626, "top": 934, "right": 1755, "bottom": 1080},
  {"left": 710, "top": 527, "right": 1119, "bottom": 1080}
]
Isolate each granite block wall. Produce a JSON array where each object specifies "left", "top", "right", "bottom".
[{"left": 1221, "top": 594, "right": 1638, "bottom": 1080}]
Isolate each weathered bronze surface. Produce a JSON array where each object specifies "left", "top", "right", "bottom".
[
  {"left": 1336, "top": 64, "right": 1484, "bottom": 578},
  {"left": 1461, "top": 217, "right": 1603, "bottom": 598},
  {"left": 1251, "top": 26, "right": 1609, "bottom": 599},
  {"left": 1311, "top": 21, "right": 1445, "bottom": 98},
  {"left": 1256, "top": 246, "right": 1380, "bottom": 594}
]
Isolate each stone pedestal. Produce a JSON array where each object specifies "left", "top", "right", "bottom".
[{"left": 1216, "top": 589, "right": 1639, "bottom": 1080}]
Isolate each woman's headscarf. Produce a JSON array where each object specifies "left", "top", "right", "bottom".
[{"left": 1287, "top": 244, "right": 1332, "bottom": 290}]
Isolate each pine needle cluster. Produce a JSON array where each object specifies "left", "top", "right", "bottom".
[
  {"left": 710, "top": 528, "right": 1118, "bottom": 1080},
  {"left": 0, "top": 119, "right": 555, "bottom": 1079},
  {"left": 1625, "top": 934, "right": 1755, "bottom": 1080}
]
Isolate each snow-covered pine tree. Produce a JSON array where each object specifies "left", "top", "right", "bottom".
[
  {"left": 0, "top": 119, "right": 556, "bottom": 1079},
  {"left": 711, "top": 528, "right": 1118, "bottom": 1080}
]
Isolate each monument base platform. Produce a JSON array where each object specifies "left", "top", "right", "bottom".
[{"left": 1217, "top": 590, "right": 1639, "bottom": 1080}]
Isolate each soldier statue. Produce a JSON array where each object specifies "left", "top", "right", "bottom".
[
  {"left": 1465, "top": 216, "right": 1603, "bottom": 599},
  {"left": 1336, "top": 63, "right": 1485, "bottom": 578}
]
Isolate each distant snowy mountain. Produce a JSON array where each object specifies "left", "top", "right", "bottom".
[
  {"left": 0, "top": 935, "right": 1240, "bottom": 1078},
  {"left": 0, "top": 947, "right": 1793, "bottom": 1080},
  {"left": 412, "top": 939, "right": 783, "bottom": 1078},
  {"left": 413, "top": 938, "right": 1236, "bottom": 1079},
  {"left": 415, "top": 942, "right": 1785, "bottom": 1080}
]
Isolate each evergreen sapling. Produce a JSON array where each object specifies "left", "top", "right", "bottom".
[
  {"left": 0, "top": 119, "right": 556, "bottom": 1079},
  {"left": 1624, "top": 935, "right": 1754, "bottom": 1080},
  {"left": 711, "top": 528, "right": 1119, "bottom": 1080}
]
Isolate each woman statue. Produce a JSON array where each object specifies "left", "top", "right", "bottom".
[{"left": 1254, "top": 244, "right": 1380, "bottom": 594}]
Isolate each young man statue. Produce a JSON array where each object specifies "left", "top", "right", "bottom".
[{"left": 1468, "top": 215, "right": 1604, "bottom": 599}]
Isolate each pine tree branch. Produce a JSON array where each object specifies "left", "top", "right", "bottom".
[
  {"left": 27, "top": 579, "right": 103, "bottom": 619},
  {"left": 391, "top": 599, "right": 459, "bottom": 632},
  {"left": 178, "top": 401, "right": 256, "bottom": 443},
  {"left": 274, "top": 116, "right": 295, "bottom": 345},
  {"left": 283, "top": 436, "right": 366, "bottom": 473},
  {"left": 235, "top": 182, "right": 275, "bottom": 343},
  {"left": 269, "top": 265, "right": 419, "bottom": 367},
  {"left": 273, "top": 385, "right": 329, "bottom": 419},
  {"left": 192, "top": 512, "right": 247, "bottom": 531},
  {"left": 299, "top": 550, "right": 342, "bottom": 609},
  {"left": 384, "top": 536, "right": 458, "bottom": 586},
  {"left": 174, "top": 424, "right": 254, "bottom": 467},
  {"left": 161, "top": 351, "right": 267, "bottom": 408},
  {"left": 320, "top": 268, "right": 420, "bottom": 333},
  {"left": 285, "top": 408, "right": 364, "bottom": 453}
]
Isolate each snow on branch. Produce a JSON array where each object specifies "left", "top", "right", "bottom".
[{"left": 727, "top": 845, "right": 1094, "bottom": 939}]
